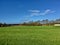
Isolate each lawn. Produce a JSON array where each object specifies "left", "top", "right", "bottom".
[{"left": 0, "top": 26, "right": 60, "bottom": 45}]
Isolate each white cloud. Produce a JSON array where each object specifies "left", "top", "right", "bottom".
[
  {"left": 44, "top": 9, "right": 55, "bottom": 15},
  {"left": 29, "top": 10, "right": 40, "bottom": 13},
  {"left": 45, "top": 9, "right": 51, "bottom": 13},
  {"left": 28, "top": 9, "right": 55, "bottom": 16}
]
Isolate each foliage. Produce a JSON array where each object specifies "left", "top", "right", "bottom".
[{"left": 0, "top": 19, "right": 60, "bottom": 27}]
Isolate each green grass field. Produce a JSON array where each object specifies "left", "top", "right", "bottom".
[{"left": 0, "top": 26, "right": 60, "bottom": 45}]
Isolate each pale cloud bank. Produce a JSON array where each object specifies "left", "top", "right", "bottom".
[{"left": 28, "top": 9, "right": 55, "bottom": 16}]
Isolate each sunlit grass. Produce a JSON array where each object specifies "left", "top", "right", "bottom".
[{"left": 0, "top": 26, "right": 60, "bottom": 45}]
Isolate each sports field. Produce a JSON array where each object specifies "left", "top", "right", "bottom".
[{"left": 0, "top": 26, "right": 60, "bottom": 45}]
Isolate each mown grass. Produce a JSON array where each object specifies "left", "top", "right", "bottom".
[{"left": 0, "top": 26, "right": 60, "bottom": 45}]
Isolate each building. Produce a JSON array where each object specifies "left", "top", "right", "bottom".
[{"left": 54, "top": 24, "right": 60, "bottom": 26}]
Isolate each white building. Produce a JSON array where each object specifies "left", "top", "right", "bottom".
[{"left": 54, "top": 24, "right": 60, "bottom": 26}]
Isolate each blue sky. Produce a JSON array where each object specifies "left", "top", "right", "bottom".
[{"left": 0, "top": 0, "right": 60, "bottom": 24}]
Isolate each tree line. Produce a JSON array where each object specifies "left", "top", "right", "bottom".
[{"left": 0, "top": 19, "right": 60, "bottom": 27}]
